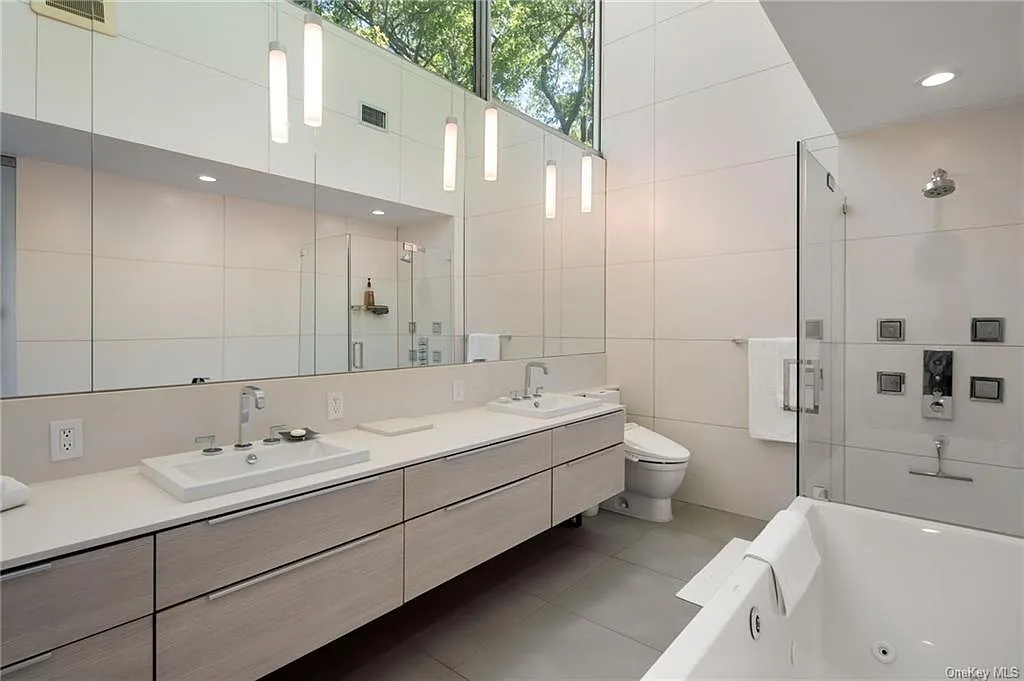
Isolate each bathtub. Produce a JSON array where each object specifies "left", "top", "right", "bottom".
[{"left": 645, "top": 498, "right": 1023, "bottom": 680}]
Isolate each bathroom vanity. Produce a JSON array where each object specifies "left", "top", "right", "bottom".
[{"left": 0, "top": 405, "right": 624, "bottom": 680}]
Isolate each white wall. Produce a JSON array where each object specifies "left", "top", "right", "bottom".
[
  {"left": 838, "top": 103, "right": 1023, "bottom": 536},
  {"left": 601, "top": 0, "right": 833, "bottom": 519}
]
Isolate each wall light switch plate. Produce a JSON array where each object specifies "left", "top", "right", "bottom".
[
  {"left": 877, "top": 319, "right": 905, "bottom": 342},
  {"left": 326, "top": 392, "right": 344, "bottom": 420},
  {"left": 452, "top": 379, "right": 466, "bottom": 403},
  {"left": 971, "top": 317, "right": 1004, "bottom": 343},
  {"left": 50, "top": 419, "right": 84, "bottom": 461}
]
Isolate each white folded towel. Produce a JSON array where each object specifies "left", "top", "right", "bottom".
[
  {"left": 747, "top": 337, "right": 797, "bottom": 443},
  {"left": 1, "top": 476, "right": 30, "bottom": 511},
  {"left": 467, "top": 333, "right": 501, "bottom": 362},
  {"left": 745, "top": 509, "right": 821, "bottom": 616}
]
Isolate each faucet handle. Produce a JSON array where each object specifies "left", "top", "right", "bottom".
[
  {"left": 264, "top": 424, "right": 288, "bottom": 444},
  {"left": 195, "top": 434, "right": 222, "bottom": 455},
  {"left": 534, "top": 385, "right": 544, "bottom": 397},
  {"left": 510, "top": 389, "right": 521, "bottom": 401}
]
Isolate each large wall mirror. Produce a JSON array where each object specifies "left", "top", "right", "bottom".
[{"left": 0, "top": 0, "right": 603, "bottom": 398}]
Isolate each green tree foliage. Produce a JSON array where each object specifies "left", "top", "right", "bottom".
[{"left": 301, "top": 0, "right": 595, "bottom": 145}]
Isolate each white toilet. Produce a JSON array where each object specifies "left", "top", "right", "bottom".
[{"left": 582, "top": 389, "right": 691, "bottom": 523}]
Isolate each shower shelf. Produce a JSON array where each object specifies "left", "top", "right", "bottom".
[{"left": 350, "top": 304, "right": 390, "bottom": 316}]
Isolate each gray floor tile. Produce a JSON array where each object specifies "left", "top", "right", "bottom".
[
  {"left": 412, "top": 584, "right": 545, "bottom": 668},
  {"left": 552, "top": 558, "right": 700, "bottom": 651},
  {"left": 616, "top": 527, "right": 726, "bottom": 581},
  {"left": 555, "top": 510, "right": 655, "bottom": 555},
  {"left": 456, "top": 604, "right": 660, "bottom": 680},
  {"left": 667, "top": 501, "right": 767, "bottom": 542},
  {"left": 339, "top": 643, "right": 466, "bottom": 681},
  {"left": 507, "top": 542, "right": 610, "bottom": 600}
]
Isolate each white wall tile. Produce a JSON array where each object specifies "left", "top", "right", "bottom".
[
  {"left": 603, "top": 1, "right": 655, "bottom": 43},
  {"left": 658, "top": 418, "right": 795, "bottom": 520},
  {"left": 224, "top": 268, "right": 303, "bottom": 338},
  {"left": 225, "top": 197, "right": 314, "bottom": 272},
  {"left": 268, "top": 96, "right": 317, "bottom": 184},
  {"left": 654, "top": 1, "right": 790, "bottom": 101},
  {"left": 315, "top": 233, "right": 350, "bottom": 277},
  {"left": 315, "top": 333, "right": 350, "bottom": 375},
  {"left": 1, "top": 0, "right": 37, "bottom": 119},
  {"left": 93, "top": 172, "right": 225, "bottom": 266},
  {"left": 654, "top": 156, "right": 797, "bottom": 259},
  {"left": 606, "top": 338, "right": 654, "bottom": 417},
  {"left": 654, "top": 63, "right": 830, "bottom": 181},
  {"left": 315, "top": 274, "right": 350, "bottom": 336},
  {"left": 654, "top": 249, "right": 795, "bottom": 340},
  {"left": 654, "top": 0, "right": 709, "bottom": 23},
  {"left": 94, "top": 339, "right": 223, "bottom": 391},
  {"left": 606, "top": 261, "right": 653, "bottom": 338},
  {"left": 562, "top": 195, "right": 607, "bottom": 269},
  {"left": 93, "top": 257, "right": 224, "bottom": 340},
  {"left": 16, "top": 159, "right": 92, "bottom": 254},
  {"left": 603, "top": 107, "right": 653, "bottom": 191},
  {"left": 466, "top": 273, "right": 544, "bottom": 337},
  {"left": 845, "top": 225, "right": 1024, "bottom": 345},
  {"left": 654, "top": 340, "right": 747, "bottom": 427},
  {"left": 400, "top": 137, "right": 457, "bottom": 215},
  {"left": 16, "top": 251, "right": 91, "bottom": 341},
  {"left": 544, "top": 270, "right": 562, "bottom": 339},
  {"left": 224, "top": 336, "right": 301, "bottom": 381},
  {"left": 324, "top": 32, "right": 403, "bottom": 133},
  {"left": 602, "top": 28, "right": 655, "bottom": 118},
  {"left": 499, "top": 336, "right": 545, "bottom": 361},
  {"left": 466, "top": 206, "right": 544, "bottom": 276},
  {"left": 35, "top": 18, "right": 91, "bottom": 131},
  {"left": 466, "top": 138, "right": 545, "bottom": 216},
  {"left": 606, "top": 184, "right": 653, "bottom": 265},
  {"left": 15, "top": 341, "right": 91, "bottom": 396},
  {"left": 316, "top": 111, "right": 401, "bottom": 202},
  {"left": 561, "top": 266, "right": 605, "bottom": 339},
  {"left": 401, "top": 72, "right": 451, "bottom": 148}
]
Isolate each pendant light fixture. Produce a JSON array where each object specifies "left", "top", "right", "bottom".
[
  {"left": 545, "top": 161, "right": 557, "bottom": 219},
  {"left": 483, "top": 105, "right": 498, "bottom": 182},
  {"left": 303, "top": 13, "right": 323, "bottom": 127},
  {"left": 268, "top": 41, "right": 289, "bottom": 143},
  {"left": 442, "top": 116, "right": 459, "bottom": 192},
  {"left": 580, "top": 153, "right": 593, "bottom": 214}
]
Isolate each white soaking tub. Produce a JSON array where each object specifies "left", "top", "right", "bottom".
[{"left": 645, "top": 498, "right": 1023, "bottom": 680}]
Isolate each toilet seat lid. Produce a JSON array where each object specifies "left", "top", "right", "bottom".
[{"left": 624, "top": 423, "right": 691, "bottom": 463}]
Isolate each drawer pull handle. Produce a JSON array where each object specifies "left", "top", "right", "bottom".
[
  {"left": 207, "top": 531, "right": 385, "bottom": 601},
  {"left": 1, "top": 653, "right": 52, "bottom": 676},
  {"left": 444, "top": 477, "right": 533, "bottom": 512},
  {"left": 565, "top": 447, "right": 617, "bottom": 467},
  {"left": 207, "top": 475, "right": 383, "bottom": 526},
  {"left": 560, "top": 413, "right": 618, "bottom": 431},
  {"left": 0, "top": 563, "right": 53, "bottom": 582},
  {"left": 444, "top": 439, "right": 519, "bottom": 462}
]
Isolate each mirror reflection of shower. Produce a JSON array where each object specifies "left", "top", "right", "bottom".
[{"left": 922, "top": 168, "right": 956, "bottom": 198}]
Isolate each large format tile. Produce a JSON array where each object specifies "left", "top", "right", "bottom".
[
  {"left": 507, "top": 543, "right": 610, "bottom": 601},
  {"left": 552, "top": 558, "right": 698, "bottom": 651},
  {"left": 455, "top": 604, "right": 659, "bottom": 680},
  {"left": 15, "top": 158, "right": 92, "bottom": 254},
  {"left": 606, "top": 262, "right": 654, "bottom": 339},
  {"left": 603, "top": 1, "right": 655, "bottom": 44},
  {"left": 555, "top": 508, "right": 654, "bottom": 555},
  {"left": 606, "top": 183, "right": 654, "bottom": 266},
  {"left": 606, "top": 339, "right": 655, "bottom": 417},
  {"left": 615, "top": 526, "right": 725, "bottom": 581},
  {"left": 340, "top": 643, "right": 465, "bottom": 681},
  {"left": 654, "top": 340, "right": 748, "bottom": 428},
  {"left": 666, "top": 501, "right": 768, "bottom": 543},
  {"left": 603, "top": 28, "right": 655, "bottom": 118},
  {"left": 604, "top": 107, "right": 654, "bottom": 191}
]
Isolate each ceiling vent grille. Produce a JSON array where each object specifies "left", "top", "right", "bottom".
[
  {"left": 31, "top": 0, "right": 117, "bottom": 36},
  {"left": 360, "top": 104, "right": 388, "bottom": 132}
]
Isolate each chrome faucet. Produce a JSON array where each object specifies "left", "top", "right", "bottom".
[
  {"left": 235, "top": 385, "right": 266, "bottom": 449},
  {"left": 524, "top": 361, "right": 549, "bottom": 398}
]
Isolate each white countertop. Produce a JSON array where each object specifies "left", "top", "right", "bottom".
[{"left": 0, "top": 403, "right": 622, "bottom": 570}]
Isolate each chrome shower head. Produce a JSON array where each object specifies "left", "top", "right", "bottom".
[
  {"left": 400, "top": 252, "right": 413, "bottom": 264},
  {"left": 923, "top": 168, "right": 956, "bottom": 198}
]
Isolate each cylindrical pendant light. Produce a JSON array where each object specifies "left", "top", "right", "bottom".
[
  {"left": 580, "top": 153, "right": 593, "bottom": 214},
  {"left": 545, "top": 161, "right": 557, "bottom": 219},
  {"left": 483, "top": 105, "right": 498, "bottom": 182},
  {"left": 268, "top": 41, "right": 289, "bottom": 144},
  {"left": 303, "top": 14, "right": 323, "bottom": 128},
  {"left": 443, "top": 116, "right": 459, "bottom": 192}
]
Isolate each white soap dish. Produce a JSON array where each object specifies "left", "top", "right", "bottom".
[{"left": 357, "top": 417, "right": 434, "bottom": 437}]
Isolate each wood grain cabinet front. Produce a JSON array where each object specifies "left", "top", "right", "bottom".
[
  {"left": 0, "top": 618, "right": 152, "bottom": 681},
  {"left": 552, "top": 444, "right": 625, "bottom": 524},
  {"left": 0, "top": 537, "right": 154, "bottom": 667},
  {"left": 156, "top": 525, "right": 404, "bottom": 681},
  {"left": 552, "top": 412, "right": 624, "bottom": 466},
  {"left": 404, "top": 471, "right": 552, "bottom": 600},
  {"left": 155, "top": 470, "right": 403, "bottom": 608}
]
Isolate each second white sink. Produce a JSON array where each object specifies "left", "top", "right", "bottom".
[
  {"left": 140, "top": 438, "right": 370, "bottom": 502},
  {"left": 486, "top": 393, "right": 600, "bottom": 419}
]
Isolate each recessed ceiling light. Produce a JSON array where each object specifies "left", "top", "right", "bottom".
[
  {"left": 919, "top": 71, "right": 956, "bottom": 87},
  {"left": 198, "top": 175, "right": 217, "bottom": 182},
  {"left": 371, "top": 209, "right": 385, "bottom": 216}
]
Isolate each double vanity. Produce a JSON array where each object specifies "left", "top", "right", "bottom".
[{"left": 0, "top": 400, "right": 625, "bottom": 680}]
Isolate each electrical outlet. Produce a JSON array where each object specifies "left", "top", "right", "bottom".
[
  {"left": 50, "top": 419, "right": 84, "bottom": 462},
  {"left": 452, "top": 379, "right": 466, "bottom": 403},
  {"left": 326, "top": 392, "right": 344, "bottom": 420}
]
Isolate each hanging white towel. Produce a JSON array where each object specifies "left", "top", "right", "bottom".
[
  {"left": 747, "top": 337, "right": 797, "bottom": 443},
  {"left": 745, "top": 509, "right": 821, "bottom": 616},
  {"left": 467, "top": 333, "right": 501, "bottom": 362}
]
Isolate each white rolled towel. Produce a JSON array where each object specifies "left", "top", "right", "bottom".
[
  {"left": 1, "top": 476, "right": 30, "bottom": 511},
  {"left": 745, "top": 509, "right": 821, "bottom": 616}
]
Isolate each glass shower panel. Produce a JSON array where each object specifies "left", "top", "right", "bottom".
[
  {"left": 798, "top": 144, "right": 847, "bottom": 502},
  {"left": 349, "top": 234, "right": 399, "bottom": 372}
]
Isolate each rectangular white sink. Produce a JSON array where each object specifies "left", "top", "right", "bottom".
[
  {"left": 486, "top": 393, "right": 601, "bottom": 419},
  {"left": 140, "top": 438, "right": 370, "bottom": 502}
]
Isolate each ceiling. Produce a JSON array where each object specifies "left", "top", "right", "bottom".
[
  {"left": 1, "top": 115, "right": 447, "bottom": 225},
  {"left": 762, "top": 0, "right": 1024, "bottom": 134}
]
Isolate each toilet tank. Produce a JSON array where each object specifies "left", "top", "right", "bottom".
[{"left": 579, "top": 388, "right": 621, "bottom": 405}]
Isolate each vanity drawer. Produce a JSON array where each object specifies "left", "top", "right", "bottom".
[
  {"left": 552, "top": 445, "right": 625, "bottom": 524},
  {"left": 156, "top": 469, "right": 403, "bottom": 608},
  {"left": 404, "top": 431, "right": 551, "bottom": 518},
  {"left": 1, "top": 537, "right": 154, "bottom": 666},
  {"left": 552, "top": 412, "right": 624, "bottom": 466},
  {"left": 405, "top": 471, "right": 551, "bottom": 600},
  {"left": 156, "top": 525, "right": 403, "bottom": 681},
  {"left": 0, "top": 617, "right": 152, "bottom": 681}
]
